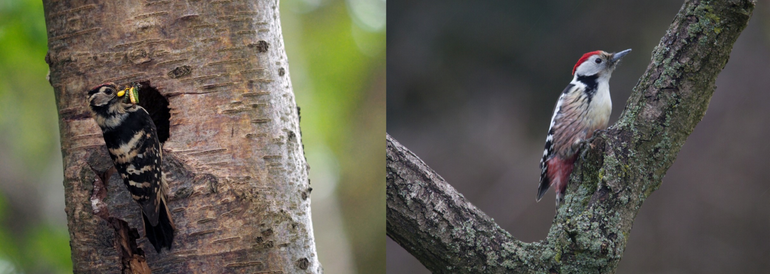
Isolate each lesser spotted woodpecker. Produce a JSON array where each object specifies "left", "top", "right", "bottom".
[
  {"left": 88, "top": 83, "right": 175, "bottom": 252},
  {"left": 537, "top": 49, "right": 631, "bottom": 206}
]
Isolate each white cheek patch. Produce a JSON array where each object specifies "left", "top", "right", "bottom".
[
  {"left": 89, "top": 94, "right": 110, "bottom": 107},
  {"left": 575, "top": 57, "right": 604, "bottom": 76}
]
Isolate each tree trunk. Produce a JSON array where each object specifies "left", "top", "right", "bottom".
[
  {"left": 44, "top": 0, "right": 320, "bottom": 273},
  {"left": 386, "top": 0, "right": 754, "bottom": 273}
]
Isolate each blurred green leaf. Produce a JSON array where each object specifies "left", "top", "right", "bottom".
[
  {"left": 24, "top": 225, "right": 72, "bottom": 274},
  {"left": 0, "top": 193, "right": 21, "bottom": 274},
  {"left": 0, "top": 0, "right": 57, "bottom": 169}
]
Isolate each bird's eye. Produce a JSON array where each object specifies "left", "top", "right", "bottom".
[
  {"left": 595, "top": 58, "right": 602, "bottom": 64},
  {"left": 105, "top": 88, "right": 114, "bottom": 95}
]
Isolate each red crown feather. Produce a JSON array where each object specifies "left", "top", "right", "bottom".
[{"left": 572, "top": 51, "right": 602, "bottom": 75}]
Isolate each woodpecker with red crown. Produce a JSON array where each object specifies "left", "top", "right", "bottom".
[{"left": 537, "top": 49, "right": 631, "bottom": 206}]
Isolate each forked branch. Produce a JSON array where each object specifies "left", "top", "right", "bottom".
[{"left": 386, "top": 0, "right": 754, "bottom": 273}]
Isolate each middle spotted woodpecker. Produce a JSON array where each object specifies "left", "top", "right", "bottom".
[
  {"left": 537, "top": 49, "right": 631, "bottom": 206},
  {"left": 88, "top": 83, "right": 175, "bottom": 252}
]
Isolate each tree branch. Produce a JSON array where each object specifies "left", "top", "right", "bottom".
[{"left": 386, "top": 0, "right": 755, "bottom": 273}]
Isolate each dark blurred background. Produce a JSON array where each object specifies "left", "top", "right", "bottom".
[
  {"left": 0, "top": 0, "right": 384, "bottom": 273},
  {"left": 387, "top": 0, "right": 770, "bottom": 273}
]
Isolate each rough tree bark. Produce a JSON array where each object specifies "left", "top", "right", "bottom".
[
  {"left": 386, "top": 0, "right": 754, "bottom": 273},
  {"left": 44, "top": 0, "right": 320, "bottom": 273}
]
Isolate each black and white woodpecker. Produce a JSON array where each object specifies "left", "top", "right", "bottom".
[
  {"left": 87, "top": 83, "right": 175, "bottom": 252},
  {"left": 537, "top": 49, "right": 631, "bottom": 206}
]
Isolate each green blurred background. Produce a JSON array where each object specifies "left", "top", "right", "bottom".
[{"left": 0, "top": 0, "right": 384, "bottom": 273}]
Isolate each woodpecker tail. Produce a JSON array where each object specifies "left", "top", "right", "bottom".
[
  {"left": 538, "top": 155, "right": 578, "bottom": 207},
  {"left": 142, "top": 196, "right": 175, "bottom": 253},
  {"left": 536, "top": 176, "right": 551, "bottom": 202}
]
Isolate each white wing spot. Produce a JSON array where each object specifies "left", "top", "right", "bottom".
[
  {"left": 109, "top": 130, "right": 145, "bottom": 164},
  {"left": 128, "top": 180, "right": 152, "bottom": 188}
]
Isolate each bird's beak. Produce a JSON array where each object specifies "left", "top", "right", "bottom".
[{"left": 610, "top": 49, "right": 632, "bottom": 64}]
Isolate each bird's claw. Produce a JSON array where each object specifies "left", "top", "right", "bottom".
[
  {"left": 579, "top": 132, "right": 602, "bottom": 161},
  {"left": 580, "top": 142, "right": 591, "bottom": 161}
]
